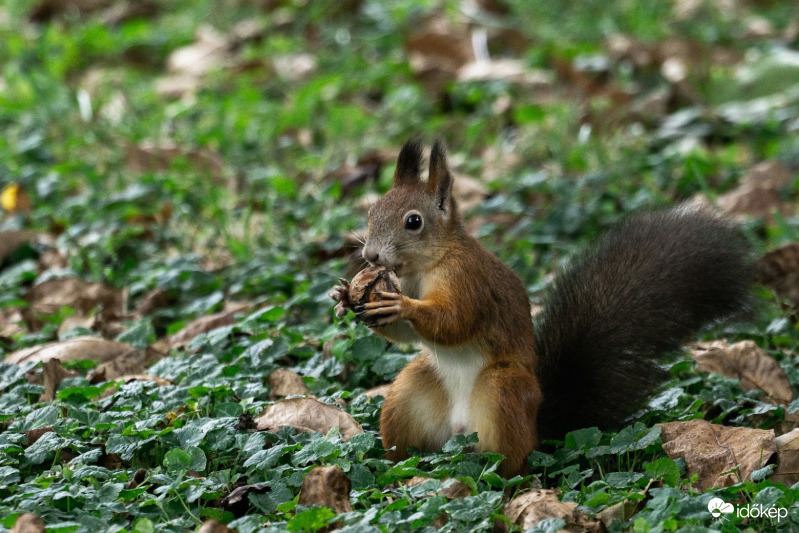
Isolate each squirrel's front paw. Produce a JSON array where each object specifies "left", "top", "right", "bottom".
[
  {"left": 354, "top": 291, "right": 406, "bottom": 327},
  {"left": 328, "top": 278, "right": 352, "bottom": 319}
]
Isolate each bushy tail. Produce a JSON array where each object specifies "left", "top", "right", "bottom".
[{"left": 534, "top": 205, "right": 756, "bottom": 440}]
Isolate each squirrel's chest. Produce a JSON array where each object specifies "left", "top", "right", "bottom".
[{"left": 421, "top": 341, "right": 485, "bottom": 435}]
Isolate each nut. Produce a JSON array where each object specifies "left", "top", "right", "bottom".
[{"left": 348, "top": 266, "right": 401, "bottom": 306}]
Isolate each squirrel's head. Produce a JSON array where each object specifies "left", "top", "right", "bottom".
[{"left": 362, "top": 138, "right": 461, "bottom": 277}]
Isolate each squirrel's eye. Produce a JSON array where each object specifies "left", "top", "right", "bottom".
[{"left": 405, "top": 213, "right": 423, "bottom": 231}]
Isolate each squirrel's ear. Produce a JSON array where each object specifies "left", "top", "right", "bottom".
[
  {"left": 428, "top": 139, "right": 453, "bottom": 212},
  {"left": 393, "top": 138, "right": 423, "bottom": 187}
]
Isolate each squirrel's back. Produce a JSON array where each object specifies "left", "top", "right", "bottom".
[{"left": 534, "top": 205, "right": 756, "bottom": 439}]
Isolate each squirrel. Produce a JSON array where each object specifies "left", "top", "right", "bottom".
[{"left": 329, "top": 139, "right": 755, "bottom": 477}]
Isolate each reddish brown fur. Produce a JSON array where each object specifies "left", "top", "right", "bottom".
[{"left": 363, "top": 140, "right": 540, "bottom": 476}]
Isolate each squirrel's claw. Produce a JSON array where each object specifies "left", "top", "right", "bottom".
[
  {"left": 356, "top": 294, "right": 405, "bottom": 327},
  {"left": 329, "top": 279, "right": 353, "bottom": 319}
]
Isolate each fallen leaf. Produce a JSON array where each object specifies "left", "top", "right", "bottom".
[
  {"left": 126, "top": 468, "right": 148, "bottom": 489},
  {"left": 254, "top": 397, "right": 363, "bottom": 441},
  {"left": 759, "top": 243, "right": 799, "bottom": 305},
  {"left": 325, "top": 149, "right": 394, "bottom": 196},
  {"left": 659, "top": 419, "right": 775, "bottom": 491},
  {"left": 0, "top": 230, "right": 38, "bottom": 262},
  {"left": 23, "top": 277, "right": 125, "bottom": 331},
  {"left": 404, "top": 476, "right": 471, "bottom": 499},
  {"left": 98, "top": 450, "right": 122, "bottom": 470},
  {"left": 29, "top": 0, "right": 156, "bottom": 23},
  {"left": 1, "top": 183, "right": 32, "bottom": 213},
  {"left": 716, "top": 160, "right": 794, "bottom": 219},
  {"left": 298, "top": 465, "right": 353, "bottom": 513},
  {"left": 268, "top": 369, "right": 310, "bottom": 398},
  {"left": 452, "top": 173, "right": 488, "bottom": 213},
  {"left": 126, "top": 139, "right": 226, "bottom": 181},
  {"left": 98, "top": 0, "right": 158, "bottom": 25},
  {"left": 86, "top": 344, "right": 162, "bottom": 381},
  {"left": 9, "top": 513, "right": 45, "bottom": 533},
  {"left": 220, "top": 483, "right": 270, "bottom": 518},
  {"left": 58, "top": 315, "right": 97, "bottom": 336},
  {"left": 594, "top": 477, "right": 654, "bottom": 528},
  {"left": 771, "top": 427, "right": 799, "bottom": 486},
  {"left": 39, "top": 359, "right": 79, "bottom": 402},
  {"left": 457, "top": 58, "right": 553, "bottom": 90},
  {"left": 691, "top": 340, "right": 792, "bottom": 404},
  {"left": 5, "top": 336, "right": 139, "bottom": 365},
  {"left": 0, "top": 307, "right": 26, "bottom": 338},
  {"left": 155, "top": 22, "right": 266, "bottom": 98},
  {"left": 136, "top": 288, "right": 176, "bottom": 315},
  {"left": 597, "top": 498, "right": 642, "bottom": 528},
  {"left": 25, "top": 427, "right": 54, "bottom": 446},
  {"left": 405, "top": 16, "right": 474, "bottom": 95},
  {"left": 272, "top": 53, "right": 317, "bottom": 82},
  {"left": 501, "top": 489, "right": 601, "bottom": 532},
  {"left": 167, "top": 302, "right": 251, "bottom": 349},
  {"left": 198, "top": 520, "right": 236, "bottom": 533}
]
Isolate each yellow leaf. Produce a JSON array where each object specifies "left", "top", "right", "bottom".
[
  {"left": 0, "top": 183, "right": 30, "bottom": 213},
  {"left": 1, "top": 183, "right": 20, "bottom": 211}
]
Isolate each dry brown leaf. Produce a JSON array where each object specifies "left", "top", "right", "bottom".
[
  {"left": 25, "top": 427, "right": 54, "bottom": 446},
  {"left": 691, "top": 340, "right": 792, "bottom": 404},
  {"left": 155, "top": 26, "right": 230, "bottom": 97},
  {"left": 771, "top": 427, "right": 799, "bottom": 486},
  {"left": 596, "top": 478, "right": 654, "bottom": 529},
  {"left": 404, "top": 476, "right": 471, "bottom": 499},
  {"left": 457, "top": 59, "right": 553, "bottom": 89},
  {"left": 58, "top": 315, "right": 97, "bottom": 336},
  {"left": 126, "top": 468, "right": 148, "bottom": 489},
  {"left": 198, "top": 520, "right": 236, "bottom": 533},
  {"left": 86, "top": 346, "right": 154, "bottom": 382},
  {"left": 29, "top": 0, "right": 156, "bottom": 24},
  {"left": 23, "top": 277, "right": 125, "bottom": 331},
  {"left": 136, "top": 288, "right": 175, "bottom": 315},
  {"left": 272, "top": 53, "right": 317, "bottom": 82},
  {"left": 254, "top": 397, "right": 363, "bottom": 441},
  {"left": 155, "top": 22, "right": 266, "bottom": 98},
  {"left": 111, "top": 374, "right": 172, "bottom": 386},
  {"left": 597, "top": 498, "right": 641, "bottom": 528},
  {"left": 453, "top": 173, "right": 488, "bottom": 213},
  {"left": 759, "top": 243, "right": 799, "bottom": 305},
  {"left": 220, "top": 483, "right": 270, "bottom": 517},
  {"left": 716, "top": 160, "right": 794, "bottom": 219},
  {"left": 405, "top": 16, "right": 474, "bottom": 95},
  {"left": 0, "top": 307, "right": 26, "bottom": 338},
  {"left": 501, "top": 489, "right": 602, "bottom": 532},
  {"left": 167, "top": 302, "right": 251, "bottom": 349},
  {"left": 0, "top": 230, "right": 37, "bottom": 262},
  {"left": 5, "top": 336, "right": 139, "bottom": 365},
  {"left": 298, "top": 465, "right": 353, "bottom": 513},
  {"left": 98, "top": 0, "right": 158, "bottom": 25},
  {"left": 325, "top": 149, "right": 395, "bottom": 196},
  {"left": 126, "top": 139, "right": 226, "bottom": 181},
  {"left": 39, "top": 358, "right": 79, "bottom": 402},
  {"left": 9, "top": 513, "right": 45, "bottom": 533},
  {"left": 659, "top": 419, "right": 776, "bottom": 491},
  {"left": 268, "top": 369, "right": 310, "bottom": 398},
  {"left": 171, "top": 25, "right": 229, "bottom": 76}
]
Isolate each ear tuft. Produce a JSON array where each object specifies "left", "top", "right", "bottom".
[
  {"left": 393, "top": 137, "right": 424, "bottom": 187},
  {"left": 428, "top": 139, "right": 452, "bottom": 211}
]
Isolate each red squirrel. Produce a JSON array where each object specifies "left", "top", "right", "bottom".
[{"left": 329, "top": 139, "right": 755, "bottom": 477}]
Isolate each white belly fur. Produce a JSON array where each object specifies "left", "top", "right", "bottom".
[{"left": 422, "top": 341, "right": 485, "bottom": 435}]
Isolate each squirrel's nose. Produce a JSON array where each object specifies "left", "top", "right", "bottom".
[{"left": 362, "top": 247, "right": 379, "bottom": 264}]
